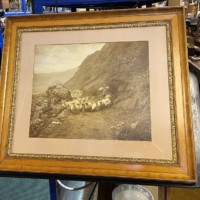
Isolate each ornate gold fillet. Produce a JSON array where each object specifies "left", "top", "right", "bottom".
[{"left": 8, "top": 22, "right": 177, "bottom": 164}]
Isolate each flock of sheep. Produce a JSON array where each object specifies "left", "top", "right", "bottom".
[{"left": 62, "top": 86, "right": 112, "bottom": 114}]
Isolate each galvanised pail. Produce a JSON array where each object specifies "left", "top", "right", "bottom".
[{"left": 56, "top": 180, "right": 98, "bottom": 200}]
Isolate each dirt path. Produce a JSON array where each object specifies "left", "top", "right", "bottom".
[
  {"left": 36, "top": 106, "right": 151, "bottom": 141},
  {"left": 37, "top": 109, "right": 117, "bottom": 139}
]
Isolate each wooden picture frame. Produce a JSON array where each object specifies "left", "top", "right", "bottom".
[{"left": 0, "top": 7, "right": 196, "bottom": 183}]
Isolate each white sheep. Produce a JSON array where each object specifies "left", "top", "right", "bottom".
[
  {"left": 91, "top": 101, "right": 97, "bottom": 111},
  {"left": 75, "top": 102, "right": 83, "bottom": 114},
  {"left": 69, "top": 102, "right": 76, "bottom": 114},
  {"left": 52, "top": 121, "right": 61, "bottom": 125},
  {"left": 105, "top": 94, "right": 111, "bottom": 99},
  {"left": 98, "top": 87, "right": 104, "bottom": 92},
  {"left": 105, "top": 86, "right": 109, "bottom": 90},
  {"left": 83, "top": 101, "right": 92, "bottom": 112},
  {"left": 97, "top": 101, "right": 103, "bottom": 110},
  {"left": 101, "top": 97, "right": 112, "bottom": 107},
  {"left": 62, "top": 101, "right": 71, "bottom": 108}
]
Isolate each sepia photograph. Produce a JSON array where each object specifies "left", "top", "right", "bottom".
[{"left": 30, "top": 41, "right": 151, "bottom": 140}]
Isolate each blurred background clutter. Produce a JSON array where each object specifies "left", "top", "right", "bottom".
[{"left": 0, "top": 1, "right": 199, "bottom": 200}]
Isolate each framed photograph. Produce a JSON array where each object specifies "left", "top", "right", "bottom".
[{"left": 0, "top": 7, "right": 196, "bottom": 182}]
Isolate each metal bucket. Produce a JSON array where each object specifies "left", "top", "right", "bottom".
[
  {"left": 189, "top": 72, "right": 200, "bottom": 186},
  {"left": 56, "top": 180, "right": 98, "bottom": 200}
]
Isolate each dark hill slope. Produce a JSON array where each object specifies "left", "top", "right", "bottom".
[{"left": 66, "top": 41, "right": 149, "bottom": 109}]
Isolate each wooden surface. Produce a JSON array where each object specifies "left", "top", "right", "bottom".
[
  {"left": 0, "top": 0, "right": 9, "bottom": 9},
  {"left": 167, "top": 187, "right": 200, "bottom": 200},
  {"left": 168, "top": 0, "right": 181, "bottom": 6}
]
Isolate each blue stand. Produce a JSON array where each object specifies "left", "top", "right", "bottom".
[{"left": 32, "top": 0, "right": 163, "bottom": 14}]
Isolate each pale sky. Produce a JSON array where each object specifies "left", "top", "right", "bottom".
[{"left": 34, "top": 43, "right": 105, "bottom": 74}]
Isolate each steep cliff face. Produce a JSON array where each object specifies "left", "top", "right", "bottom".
[
  {"left": 67, "top": 42, "right": 149, "bottom": 96},
  {"left": 66, "top": 41, "right": 150, "bottom": 118},
  {"left": 30, "top": 41, "right": 151, "bottom": 141}
]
